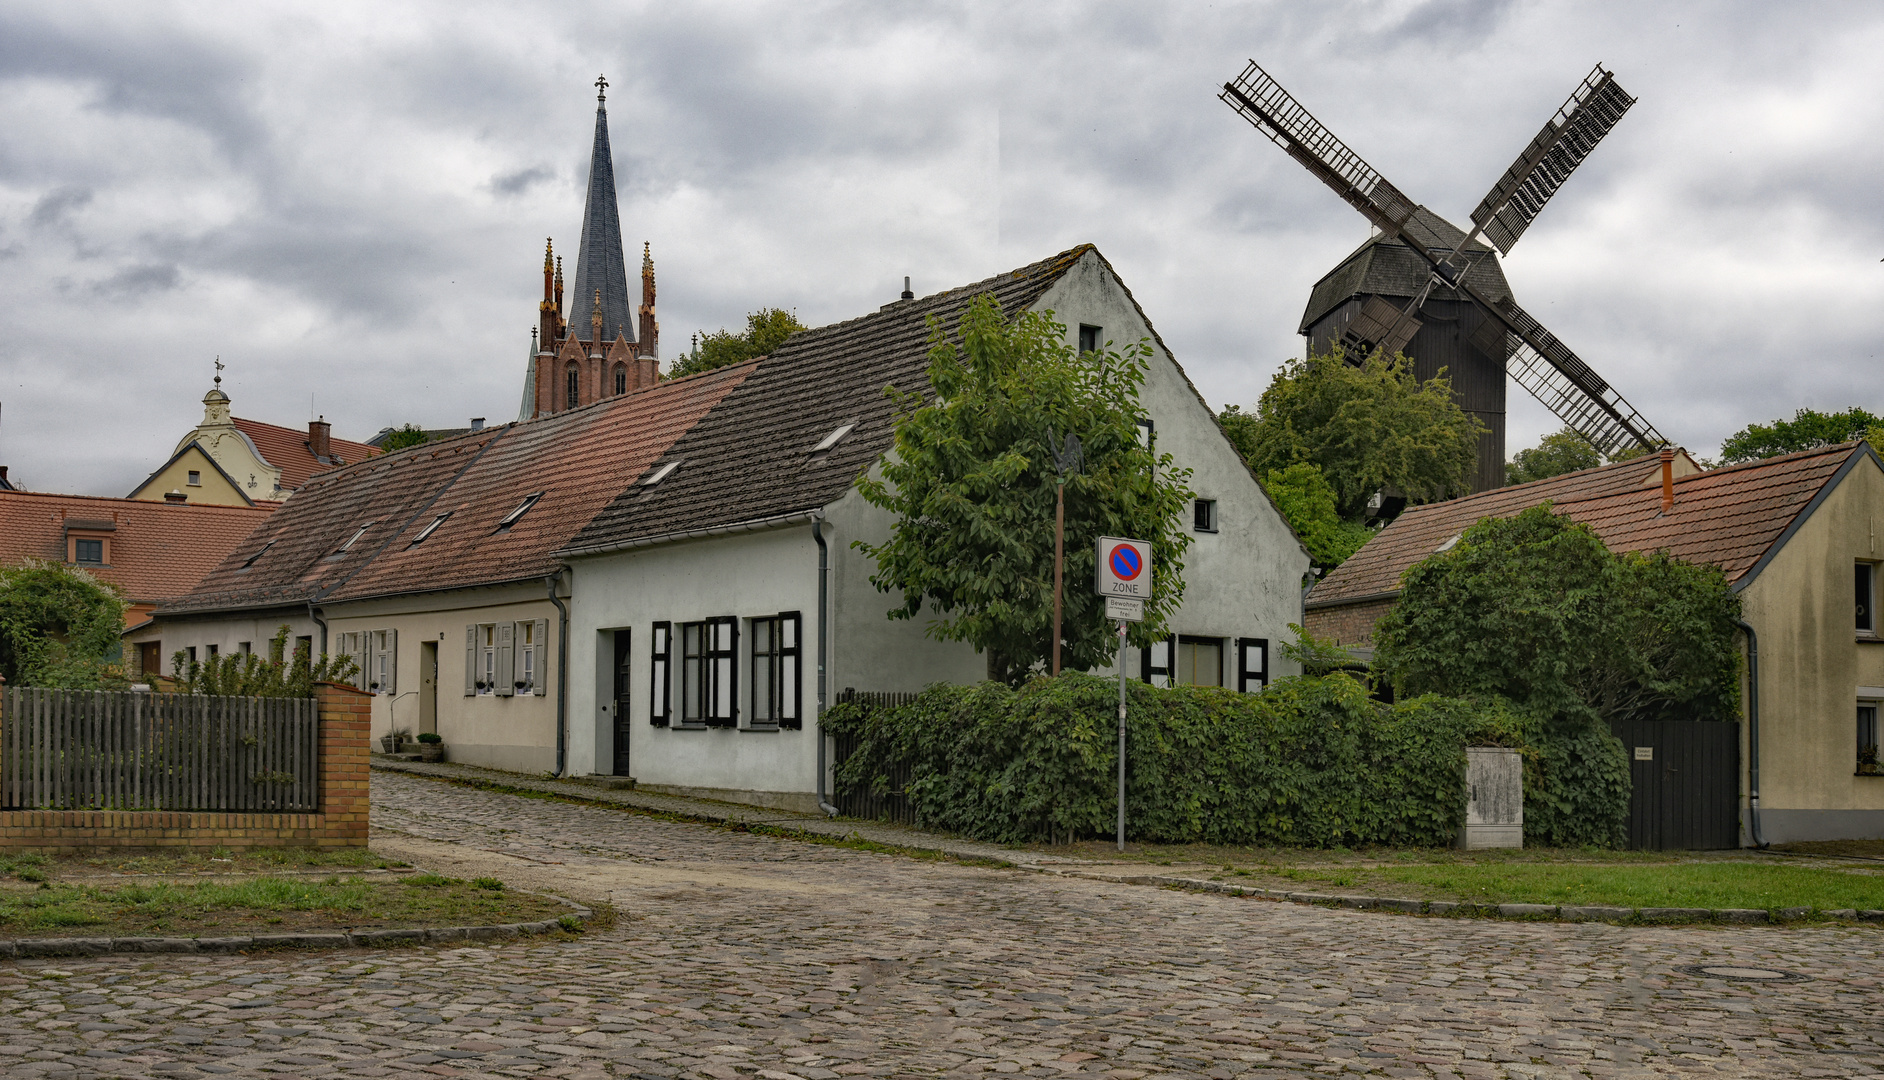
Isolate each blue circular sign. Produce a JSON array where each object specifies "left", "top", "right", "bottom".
[{"left": 1109, "top": 544, "right": 1142, "bottom": 581}]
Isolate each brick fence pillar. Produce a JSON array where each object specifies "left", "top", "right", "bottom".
[{"left": 314, "top": 681, "right": 371, "bottom": 847}]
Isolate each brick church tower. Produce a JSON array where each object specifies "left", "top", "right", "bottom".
[{"left": 520, "top": 76, "right": 660, "bottom": 421}]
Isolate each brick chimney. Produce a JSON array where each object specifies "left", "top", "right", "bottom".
[
  {"left": 1660, "top": 447, "right": 1675, "bottom": 514},
  {"left": 309, "top": 416, "right": 332, "bottom": 461}
]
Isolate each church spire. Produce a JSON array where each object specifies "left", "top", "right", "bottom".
[{"left": 568, "top": 74, "right": 633, "bottom": 346}]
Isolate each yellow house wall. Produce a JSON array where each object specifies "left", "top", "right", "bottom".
[
  {"left": 326, "top": 585, "right": 561, "bottom": 774},
  {"left": 128, "top": 446, "right": 252, "bottom": 507},
  {"left": 1739, "top": 450, "right": 1884, "bottom": 841}
]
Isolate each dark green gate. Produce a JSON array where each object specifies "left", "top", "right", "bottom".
[{"left": 1608, "top": 720, "right": 1741, "bottom": 850}]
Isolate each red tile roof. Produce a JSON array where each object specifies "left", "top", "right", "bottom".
[
  {"left": 231, "top": 418, "right": 379, "bottom": 490},
  {"left": 1309, "top": 443, "right": 1874, "bottom": 606},
  {"left": 0, "top": 491, "right": 276, "bottom": 605},
  {"left": 163, "top": 362, "right": 753, "bottom": 614}
]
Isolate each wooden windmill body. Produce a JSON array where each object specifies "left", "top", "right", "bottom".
[{"left": 1223, "top": 63, "right": 1663, "bottom": 494}]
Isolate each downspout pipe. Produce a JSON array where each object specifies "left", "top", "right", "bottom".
[
  {"left": 814, "top": 517, "right": 839, "bottom": 817},
  {"left": 1736, "top": 618, "right": 1767, "bottom": 848},
  {"left": 306, "top": 599, "right": 328, "bottom": 659},
  {"left": 547, "top": 570, "right": 570, "bottom": 778}
]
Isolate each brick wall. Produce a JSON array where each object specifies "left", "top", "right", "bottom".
[
  {"left": 1305, "top": 596, "right": 1399, "bottom": 647},
  {"left": 0, "top": 683, "right": 370, "bottom": 853}
]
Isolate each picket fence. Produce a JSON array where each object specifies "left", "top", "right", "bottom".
[{"left": 1, "top": 687, "right": 320, "bottom": 812}]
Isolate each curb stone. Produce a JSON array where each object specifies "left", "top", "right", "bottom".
[
  {"left": 1497, "top": 903, "right": 1559, "bottom": 918},
  {"left": 1560, "top": 905, "right": 1634, "bottom": 922}
]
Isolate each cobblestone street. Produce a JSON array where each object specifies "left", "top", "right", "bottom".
[{"left": 2, "top": 771, "right": 1881, "bottom": 1079}]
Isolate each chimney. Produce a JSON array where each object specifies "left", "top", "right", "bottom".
[
  {"left": 164, "top": 489, "right": 188, "bottom": 503},
  {"left": 900, "top": 276, "right": 914, "bottom": 301},
  {"left": 470, "top": 417, "right": 486, "bottom": 431},
  {"left": 308, "top": 416, "right": 332, "bottom": 460},
  {"left": 1660, "top": 447, "right": 1675, "bottom": 514}
]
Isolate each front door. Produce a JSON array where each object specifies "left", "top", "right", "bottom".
[
  {"left": 419, "top": 641, "right": 438, "bottom": 736},
  {"left": 612, "top": 630, "right": 633, "bottom": 776}
]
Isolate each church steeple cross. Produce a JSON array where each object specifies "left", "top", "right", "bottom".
[{"left": 595, "top": 74, "right": 608, "bottom": 103}]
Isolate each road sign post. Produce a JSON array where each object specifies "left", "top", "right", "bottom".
[{"left": 1095, "top": 537, "right": 1151, "bottom": 852}]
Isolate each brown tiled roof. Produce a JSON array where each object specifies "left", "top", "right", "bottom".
[
  {"left": 0, "top": 491, "right": 276, "bottom": 605},
  {"left": 232, "top": 417, "right": 380, "bottom": 490},
  {"left": 327, "top": 363, "right": 753, "bottom": 601},
  {"left": 562, "top": 246, "right": 1090, "bottom": 554},
  {"left": 162, "top": 364, "right": 752, "bottom": 614},
  {"left": 1309, "top": 443, "right": 1873, "bottom": 606}
]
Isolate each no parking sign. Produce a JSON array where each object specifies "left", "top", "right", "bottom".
[{"left": 1094, "top": 536, "right": 1152, "bottom": 600}]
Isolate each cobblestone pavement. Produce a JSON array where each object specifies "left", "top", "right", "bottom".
[{"left": 2, "top": 773, "right": 1881, "bottom": 1079}]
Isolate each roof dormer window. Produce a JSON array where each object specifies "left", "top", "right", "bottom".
[
  {"left": 410, "top": 512, "right": 451, "bottom": 547},
  {"left": 496, "top": 493, "right": 544, "bottom": 531}
]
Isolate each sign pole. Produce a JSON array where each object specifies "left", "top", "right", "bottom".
[
  {"left": 1116, "top": 618, "right": 1127, "bottom": 852},
  {"left": 1052, "top": 479, "right": 1065, "bottom": 676}
]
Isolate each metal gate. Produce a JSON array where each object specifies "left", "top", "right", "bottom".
[{"left": 1608, "top": 719, "right": 1740, "bottom": 850}]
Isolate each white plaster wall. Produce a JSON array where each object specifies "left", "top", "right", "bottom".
[
  {"left": 125, "top": 610, "right": 321, "bottom": 680},
  {"left": 326, "top": 585, "right": 561, "bottom": 774},
  {"left": 564, "top": 527, "right": 825, "bottom": 806},
  {"left": 1027, "top": 250, "right": 1312, "bottom": 681}
]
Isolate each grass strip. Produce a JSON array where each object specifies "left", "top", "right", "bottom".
[
  {"left": 0, "top": 873, "right": 567, "bottom": 939},
  {"left": 1363, "top": 862, "right": 1884, "bottom": 911}
]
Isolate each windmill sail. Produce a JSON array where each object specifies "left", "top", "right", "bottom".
[
  {"left": 1470, "top": 65, "right": 1636, "bottom": 255},
  {"left": 1220, "top": 63, "right": 1418, "bottom": 236},
  {"left": 1470, "top": 297, "right": 1664, "bottom": 457}
]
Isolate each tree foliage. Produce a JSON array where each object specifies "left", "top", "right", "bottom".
[
  {"left": 856, "top": 294, "right": 1194, "bottom": 685},
  {"left": 1258, "top": 463, "right": 1373, "bottom": 569},
  {"left": 0, "top": 560, "right": 129, "bottom": 689},
  {"left": 670, "top": 307, "right": 807, "bottom": 377},
  {"left": 1506, "top": 427, "right": 1604, "bottom": 485},
  {"left": 381, "top": 424, "right": 429, "bottom": 452},
  {"left": 1718, "top": 407, "right": 1882, "bottom": 465},
  {"left": 1372, "top": 506, "right": 1743, "bottom": 847},
  {"left": 1221, "top": 344, "right": 1485, "bottom": 519},
  {"left": 171, "top": 625, "right": 359, "bottom": 698}
]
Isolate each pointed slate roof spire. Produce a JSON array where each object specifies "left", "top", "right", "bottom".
[{"left": 568, "top": 75, "right": 634, "bottom": 346}]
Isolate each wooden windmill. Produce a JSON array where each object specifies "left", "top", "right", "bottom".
[{"left": 1221, "top": 62, "right": 1663, "bottom": 491}]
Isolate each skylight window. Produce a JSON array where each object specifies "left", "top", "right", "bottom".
[
  {"left": 1436, "top": 534, "right": 1461, "bottom": 553},
  {"left": 496, "top": 493, "right": 544, "bottom": 531},
  {"left": 409, "top": 512, "right": 451, "bottom": 547},
  {"left": 241, "top": 540, "right": 276, "bottom": 569},
  {"left": 812, "top": 423, "right": 856, "bottom": 454},
  {"left": 642, "top": 462, "right": 680, "bottom": 487},
  {"left": 335, "top": 523, "right": 375, "bottom": 553}
]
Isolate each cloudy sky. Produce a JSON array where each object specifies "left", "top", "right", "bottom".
[{"left": 3, "top": 0, "right": 1880, "bottom": 496}]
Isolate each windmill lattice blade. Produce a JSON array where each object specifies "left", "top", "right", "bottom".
[
  {"left": 1470, "top": 64, "right": 1636, "bottom": 255},
  {"left": 1476, "top": 299, "right": 1663, "bottom": 457},
  {"left": 1220, "top": 62, "right": 1418, "bottom": 235}
]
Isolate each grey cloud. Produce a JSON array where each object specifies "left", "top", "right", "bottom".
[
  {"left": 28, "top": 186, "right": 92, "bottom": 229},
  {"left": 92, "top": 262, "right": 180, "bottom": 298},
  {"left": 490, "top": 165, "right": 556, "bottom": 196}
]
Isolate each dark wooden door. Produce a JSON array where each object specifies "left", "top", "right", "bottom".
[
  {"left": 612, "top": 630, "right": 633, "bottom": 776},
  {"left": 1609, "top": 720, "right": 1740, "bottom": 849}
]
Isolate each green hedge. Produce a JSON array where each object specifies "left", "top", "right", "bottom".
[{"left": 826, "top": 673, "right": 1627, "bottom": 848}]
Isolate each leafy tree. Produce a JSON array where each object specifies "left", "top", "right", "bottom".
[
  {"left": 0, "top": 560, "right": 129, "bottom": 689},
  {"left": 670, "top": 307, "right": 807, "bottom": 377},
  {"left": 1259, "top": 463, "right": 1372, "bottom": 569},
  {"left": 381, "top": 424, "right": 429, "bottom": 452},
  {"left": 857, "top": 294, "right": 1194, "bottom": 685},
  {"left": 1223, "top": 344, "right": 1484, "bottom": 520},
  {"left": 1506, "top": 427, "right": 1603, "bottom": 485},
  {"left": 171, "top": 625, "right": 359, "bottom": 698},
  {"left": 1718, "top": 407, "right": 1882, "bottom": 465}
]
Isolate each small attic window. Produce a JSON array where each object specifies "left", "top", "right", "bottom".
[
  {"left": 335, "top": 522, "right": 376, "bottom": 553},
  {"left": 812, "top": 423, "right": 856, "bottom": 454},
  {"left": 496, "top": 492, "right": 544, "bottom": 531},
  {"left": 409, "top": 512, "right": 451, "bottom": 547},
  {"left": 1436, "top": 533, "right": 1461, "bottom": 553},
  {"left": 241, "top": 540, "right": 276, "bottom": 569},
  {"left": 642, "top": 462, "right": 680, "bottom": 488}
]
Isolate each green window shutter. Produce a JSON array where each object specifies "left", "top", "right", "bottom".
[
  {"left": 385, "top": 628, "right": 398, "bottom": 696},
  {"left": 496, "top": 622, "right": 515, "bottom": 697},
  {"left": 533, "top": 619, "right": 549, "bottom": 696},
  {"left": 464, "top": 625, "right": 476, "bottom": 696}
]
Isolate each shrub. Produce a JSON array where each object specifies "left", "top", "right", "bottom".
[
  {"left": 0, "top": 560, "right": 130, "bottom": 689},
  {"left": 417, "top": 733, "right": 442, "bottom": 744},
  {"left": 827, "top": 673, "right": 1530, "bottom": 847},
  {"left": 171, "top": 625, "right": 360, "bottom": 698}
]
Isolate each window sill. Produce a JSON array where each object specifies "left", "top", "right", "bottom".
[
  {"left": 1859, "top": 635, "right": 1884, "bottom": 644},
  {"left": 742, "top": 724, "right": 781, "bottom": 734},
  {"left": 1858, "top": 770, "right": 1884, "bottom": 777}
]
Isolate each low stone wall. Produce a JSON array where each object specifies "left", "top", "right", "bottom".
[{"left": 0, "top": 683, "right": 369, "bottom": 853}]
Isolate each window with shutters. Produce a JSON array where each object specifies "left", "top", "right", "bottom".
[
  {"left": 370, "top": 629, "right": 396, "bottom": 695},
  {"left": 678, "top": 618, "right": 738, "bottom": 728},
  {"left": 747, "top": 612, "right": 802, "bottom": 730},
  {"left": 473, "top": 624, "right": 497, "bottom": 694},
  {"left": 649, "top": 622, "right": 671, "bottom": 726},
  {"left": 1236, "top": 637, "right": 1269, "bottom": 693},
  {"left": 1175, "top": 636, "right": 1223, "bottom": 687},
  {"left": 517, "top": 621, "right": 537, "bottom": 694}
]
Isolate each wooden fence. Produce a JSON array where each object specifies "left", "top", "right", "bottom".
[
  {"left": 831, "top": 689, "right": 920, "bottom": 825},
  {"left": 1609, "top": 718, "right": 1741, "bottom": 850},
  {"left": 2, "top": 688, "right": 320, "bottom": 813}
]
